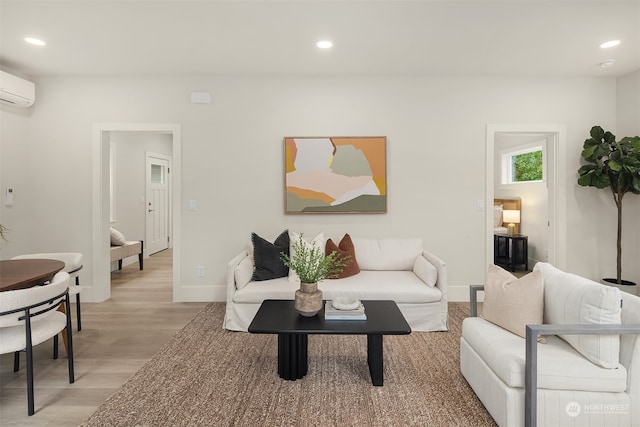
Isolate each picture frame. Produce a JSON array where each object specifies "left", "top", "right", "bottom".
[{"left": 284, "top": 136, "right": 387, "bottom": 214}]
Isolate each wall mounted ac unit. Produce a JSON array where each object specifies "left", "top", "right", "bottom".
[{"left": 0, "top": 70, "right": 35, "bottom": 107}]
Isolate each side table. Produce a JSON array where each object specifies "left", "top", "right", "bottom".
[{"left": 494, "top": 233, "right": 528, "bottom": 272}]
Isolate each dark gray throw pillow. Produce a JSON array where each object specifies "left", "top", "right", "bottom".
[{"left": 251, "top": 230, "right": 290, "bottom": 281}]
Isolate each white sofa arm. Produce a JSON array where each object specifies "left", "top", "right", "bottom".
[{"left": 226, "top": 251, "right": 248, "bottom": 301}]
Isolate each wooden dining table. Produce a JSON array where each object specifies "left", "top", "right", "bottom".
[{"left": 0, "top": 259, "right": 66, "bottom": 292}]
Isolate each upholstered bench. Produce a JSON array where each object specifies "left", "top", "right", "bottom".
[{"left": 110, "top": 241, "right": 143, "bottom": 271}]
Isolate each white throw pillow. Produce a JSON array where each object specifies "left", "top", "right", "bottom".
[
  {"left": 246, "top": 239, "right": 254, "bottom": 265},
  {"left": 493, "top": 205, "right": 503, "bottom": 227},
  {"left": 234, "top": 255, "right": 254, "bottom": 289},
  {"left": 110, "top": 227, "right": 126, "bottom": 246},
  {"left": 534, "top": 262, "right": 622, "bottom": 369},
  {"left": 413, "top": 255, "right": 438, "bottom": 287},
  {"left": 353, "top": 238, "right": 423, "bottom": 271},
  {"left": 288, "top": 231, "right": 325, "bottom": 282}
]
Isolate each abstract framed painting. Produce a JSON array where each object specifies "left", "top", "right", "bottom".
[{"left": 284, "top": 136, "right": 387, "bottom": 214}]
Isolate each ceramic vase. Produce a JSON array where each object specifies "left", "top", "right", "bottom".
[{"left": 294, "top": 282, "right": 323, "bottom": 317}]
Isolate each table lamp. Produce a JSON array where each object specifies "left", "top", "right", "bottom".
[{"left": 502, "top": 210, "right": 520, "bottom": 236}]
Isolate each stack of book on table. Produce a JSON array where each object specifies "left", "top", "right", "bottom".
[{"left": 324, "top": 301, "right": 367, "bottom": 320}]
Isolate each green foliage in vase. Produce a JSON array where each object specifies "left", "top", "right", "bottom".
[
  {"left": 0, "top": 224, "right": 7, "bottom": 241},
  {"left": 281, "top": 235, "right": 351, "bottom": 284}
]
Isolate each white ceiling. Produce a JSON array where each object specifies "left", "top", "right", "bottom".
[{"left": 1, "top": 0, "right": 639, "bottom": 78}]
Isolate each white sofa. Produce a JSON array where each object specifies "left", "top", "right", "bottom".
[
  {"left": 224, "top": 237, "right": 448, "bottom": 332},
  {"left": 461, "top": 262, "right": 640, "bottom": 427}
]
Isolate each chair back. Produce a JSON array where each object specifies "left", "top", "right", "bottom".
[
  {"left": 11, "top": 253, "right": 83, "bottom": 275},
  {"left": 0, "top": 271, "right": 70, "bottom": 327}
]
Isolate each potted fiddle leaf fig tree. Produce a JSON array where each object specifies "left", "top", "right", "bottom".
[{"left": 577, "top": 125, "right": 640, "bottom": 289}]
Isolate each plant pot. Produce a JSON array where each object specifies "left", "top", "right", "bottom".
[
  {"left": 294, "top": 282, "right": 323, "bottom": 317},
  {"left": 601, "top": 278, "right": 639, "bottom": 296}
]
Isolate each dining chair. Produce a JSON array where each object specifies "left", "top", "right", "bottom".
[
  {"left": 0, "top": 271, "right": 75, "bottom": 416},
  {"left": 11, "top": 253, "right": 83, "bottom": 331}
]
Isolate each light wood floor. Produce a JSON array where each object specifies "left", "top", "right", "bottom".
[{"left": 0, "top": 250, "right": 207, "bottom": 426}]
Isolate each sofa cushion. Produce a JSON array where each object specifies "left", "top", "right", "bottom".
[
  {"left": 413, "top": 255, "right": 437, "bottom": 287},
  {"left": 352, "top": 238, "right": 422, "bottom": 271},
  {"left": 250, "top": 230, "right": 290, "bottom": 281},
  {"left": 110, "top": 241, "right": 142, "bottom": 262},
  {"left": 462, "top": 317, "right": 627, "bottom": 392},
  {"left": 234, "top": 256, "right": 254, "bottom": 290},
  {"left": 325, "top": 233, "right": 360, "bottom": 279},
  {"left": 482, "top": 265, "right": 543, "bottom": 339},
  {"left": 234, "top": 271, "right": 442, "bottom": 304},
  {"left": 288, "top": 231, "right": 324, "bottom": 282},
  {"left": 534, "top": 262, "right": 622, "bottom": 369}
]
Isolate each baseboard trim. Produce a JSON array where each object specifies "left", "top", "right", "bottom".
[{"left": 176, "top": 285, "right": 226, "bottom": 302}]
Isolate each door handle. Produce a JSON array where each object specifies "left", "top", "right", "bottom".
[{"left": 148, "top": 209, "right": 155, "bottom": 213}]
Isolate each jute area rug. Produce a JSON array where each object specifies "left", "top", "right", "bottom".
[{"left": 82, "top": 302, "right": 496, "bottom": 427}]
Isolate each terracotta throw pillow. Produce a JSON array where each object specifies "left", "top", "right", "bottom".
[
  {"left": 482, "top": 264, "right": 544, "bottom": 340},
  {"left": 325, "top": 233, "right": 360, "bottom": 278}
]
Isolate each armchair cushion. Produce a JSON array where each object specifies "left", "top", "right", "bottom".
[
  {"left": 413, "top": 256, "right": 437, "bottom": 287},
  {"left": 462, "top": 317, "right": 628, "bottom": 392},
  {"left": 534, "top": 262, "right": 622, "bottom": 369},
  {"left": 482, "top": 265, "right": 544, "bottom": 339}
]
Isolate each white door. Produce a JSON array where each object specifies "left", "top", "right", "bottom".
[{"left": 146, "top": 153, "right": 171, "bottom": 255}]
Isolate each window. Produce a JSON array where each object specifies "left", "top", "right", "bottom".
[{"left": 501, "top": 144, "right": 544, "bottom": 184}]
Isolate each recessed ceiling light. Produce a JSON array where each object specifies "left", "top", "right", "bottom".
[
  {"left": 600, "top": 40, "right": 620, "bottom": 49},
  {"left": 599, "top": 59, "right": 615, "bottom": 68},
  {"left": 317, "top": 40, "right": 333, "bottom": 49},
  {"left": 25, "top": 37, "right": 46, "bottom": 46}
]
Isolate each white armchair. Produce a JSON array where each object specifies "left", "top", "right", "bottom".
[{"left": 461, "top": 263, "right": 640, "bottom": 427}]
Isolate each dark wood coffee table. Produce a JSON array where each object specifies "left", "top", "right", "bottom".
[{"left": 248, "top": 299, "right": 411, "bottom": 386}]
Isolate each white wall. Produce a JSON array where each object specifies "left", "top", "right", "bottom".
[
  {"left": 616, "top": 70, "right": 640, "bottom": 284},
  {"left": 0, "top": 75, "right": 620, "bottom": 301}
]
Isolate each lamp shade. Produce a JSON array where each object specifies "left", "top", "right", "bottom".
[{"left": 502, "top": 210, "right": 520, "bottom": 224}]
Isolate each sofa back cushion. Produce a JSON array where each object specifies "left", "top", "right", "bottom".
[
  {"left": 352, "top": 238, "right": 423, "bottom": 271},
  {"left": 534, "top": 262, "right": 622, "bottom": 369}
]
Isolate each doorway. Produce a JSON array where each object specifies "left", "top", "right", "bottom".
[
  {"left": 485, "top": 124, "right": 567, "bottom": 272},
  {"left": 92, "top": 123, "right": 182, "bottom": 303}
]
